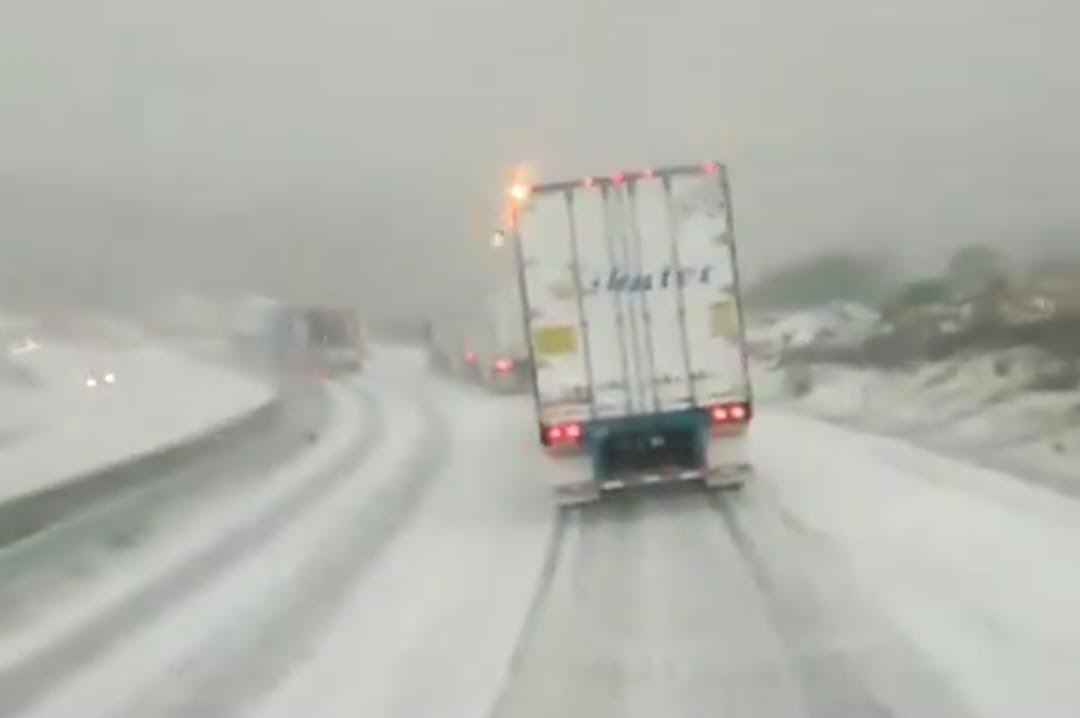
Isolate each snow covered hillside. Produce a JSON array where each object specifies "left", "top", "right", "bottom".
[
  {"left": 760, "top": 347, "right": 1080, "bottom": 491},
  {"left": 747, "top": 302, "right": 881, "bottom": 357}
]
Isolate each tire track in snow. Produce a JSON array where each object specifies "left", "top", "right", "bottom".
[
  {"left": 489, "top": 496, "right": 648, "bottom": 718},
  {"left": 0, "top": 386, "right": 383, "bottom": 718},
  {"left": 239, "top": 383, "right": 557, "bottom": 718},
  {"left": 710, "top": 482, "right": 977, "bottom": 718},
  {"left": 110, "top": 388, "right": 452, "bottom": 718},
  {"left": 491, "top": 477, "right": 978, "bottom": 718},
  {"left": 483, "top": 507, "right": 570, "bottom": 718},
  {"left": 490, "top": 486, "right": 806, "bottom": 718}
]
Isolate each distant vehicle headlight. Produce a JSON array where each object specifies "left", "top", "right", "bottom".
[{"left": 8, "top": 337, "right": 40, "bottom": 356}]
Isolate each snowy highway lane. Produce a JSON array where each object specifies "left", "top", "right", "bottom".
[
  {"left": 1, "top": 347, "right": 555, "bottom": 718},
  {"left": 5, "top": 349, "right": 1080, "bottom": 717},
  {"left": 491, "top": 485, "right": 972, "bottom": 718},
  {"left": 495, "top": 412, "right": 1080, "bottom": 718}
]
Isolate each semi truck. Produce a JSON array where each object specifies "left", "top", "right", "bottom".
[
  {"left": 423, "top": 289, "right": 531, "bottom": 393},
  {"left": 424, "top": 312, "right": 483, "bottom": 383},
  {"left": 289, "top": 307, "right": 368, "bottom": 377},
  {"left": 506, "top": 161, "right": 754, "bottom": 505}
]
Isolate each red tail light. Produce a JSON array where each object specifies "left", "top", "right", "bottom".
[
  {"left": 710, "top": 402, "right": 751, "bottom": 425},
  {"left": 494, "top": 357, "right": 513, "bottom": 373},
  {"left": 542, "top": 422, "right": 583, "bottom": 447},
  {"left": 465, "top": 351, "right": 477, "bottom": 364},
  {"left": 703, "top": 160, "right": 720, "bottom": 174}
]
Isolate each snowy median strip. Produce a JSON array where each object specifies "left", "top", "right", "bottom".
[{"left": 0, "top": 346, "right": 277, "bottom": 534}]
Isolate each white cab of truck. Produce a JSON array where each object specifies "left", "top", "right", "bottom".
[{"left": 508, "top": 161, "right": 753, "bottom": 505}]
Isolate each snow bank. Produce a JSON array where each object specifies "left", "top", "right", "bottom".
[
  {"left": 747, "top": 302, "right": 881, "bottom": 353},
  {"left": 764, "top": 346, "right": 1080, "bottom": 485},
  {"left": 0, "top": 342, "right": 274, "bottom": 505}
]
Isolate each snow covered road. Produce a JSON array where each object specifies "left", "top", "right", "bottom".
[
  {"left": 492, "top": 482, "right": 972, "bottom": 718},
  {"left": 750, "top": 412, "right": 1080, "bottom": 718},
  {"left": 5, "top": 349, "right": 1080, "bottom": 717},
  {"left": 496, "top": 411, "right": 1080, "bottom": 718}
]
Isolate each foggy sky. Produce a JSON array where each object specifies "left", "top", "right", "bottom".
[{"left": 4, "top": 0, "right": 1080, "bottom": 317}]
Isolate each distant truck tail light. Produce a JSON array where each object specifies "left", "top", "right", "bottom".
[
  {"left": 541, "top": 422, "right": 583, "bottom": 447},
  {"left": 494, "top": 357, "right": 513, "bottom": 373},
  {"left": 709, "top": 402, "right": 752, "bottom": 426},
  {"left": 465, "top": 350, "right": 477, "bottom": 364}
]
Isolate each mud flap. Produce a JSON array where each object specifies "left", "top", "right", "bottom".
[
  {"left": 554, "top": 482, "right": 602, "bottom": 507},
  {"left": 547, "top": 449, "right": 599, "bottom": 506},
  {"left": 704, "top": 463, "right": 752, "bottom": 489},
  {"left": 704, "top": 430, "right": 752, "bottom": 489}
]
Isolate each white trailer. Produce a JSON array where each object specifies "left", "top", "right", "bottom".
[{"left": 508, "top": 161, "right": 754, "bottom": 505}]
